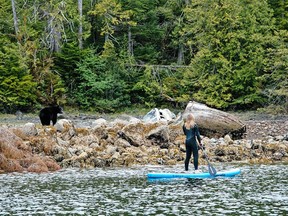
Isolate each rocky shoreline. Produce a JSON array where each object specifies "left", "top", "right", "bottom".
[{"left": 0, "top": 112, "right": 288, "bottom": 173}]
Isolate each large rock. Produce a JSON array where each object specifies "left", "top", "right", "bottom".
[
  {"left": 118, "top": 122, "right": 146, "bottom": 147},
  {"left": 183, "top": 101, "right": 246, "bottom": 138},
  {"left": 54, "top": 119, "right": 76, "bottom": 140},
  {"left": 146, "top": 125, "right": 170, "bottom": 148},
  {"left": 143, "top": 108, "right": 176, "bottom": 122}
]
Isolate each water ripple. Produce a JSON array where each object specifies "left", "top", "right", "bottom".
[{"left": 0, "top": 164, "right": 287, "bottom": 215}]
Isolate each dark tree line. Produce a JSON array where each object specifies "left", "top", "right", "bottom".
[{"left": 0, "top": 0, "right": 287, "bottom": 113}]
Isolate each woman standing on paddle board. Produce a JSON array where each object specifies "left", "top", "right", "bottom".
[{"left": 183, "top": 113, "right": 202, "bottom": 173}]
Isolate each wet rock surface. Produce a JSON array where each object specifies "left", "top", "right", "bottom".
[
  {"left": 245, "top": 120, "right": 288, "bottom": 140},
  {"left": 0, "top": 112, "right": 287, "bottom": 173}
]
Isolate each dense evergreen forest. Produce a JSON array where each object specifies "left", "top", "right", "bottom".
[{"left": 0, "top": 0, "right": 287, "bottom": 114}]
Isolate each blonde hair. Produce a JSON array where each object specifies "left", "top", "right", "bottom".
[{"left": 184, "top": 113, "right": 196, "bottom": 129}]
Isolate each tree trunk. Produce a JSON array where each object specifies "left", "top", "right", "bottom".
[
  {"left": 128, "top": 25, "right": 133, "bottom": 56},
  {"left": 78, "top": 0, "right": 83, "bottom": 49},
  {"left": 11, "top": 0, "right": 18, "bottom": 36},
  {"left": 48, "top": 17, "right": 61, "bottom": 53},
  {"left": 184, "top": 101, "right": 246, "bottom": 138},
  {"left": 177, "top": 44, "right": 184, "bottom": 65},
  {"left": 105, "top": 33, "right": 109, "bottom": 42}
]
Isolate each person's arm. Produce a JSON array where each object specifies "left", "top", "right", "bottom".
[
  {"left": 195, "top": 125, "right": 202, "bottom": 144},
  {"left": 195, "top": 125, "right": 205, "bottom": 150},
  {"left": 182, "top": 125, "right": 186, "bottom": 135}
]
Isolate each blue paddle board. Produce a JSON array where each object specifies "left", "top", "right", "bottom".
[{"left": 147, "top": 168, "right": 241, "bottom": 179}]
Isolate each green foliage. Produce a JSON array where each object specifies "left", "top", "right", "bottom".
[
  {"left": 89, "top": 0, "right": 136, "bottom": 38},
  {"left": 36, "top": 68, "right": 66, "bottom": 106},
  {"left": 132, "top": 65, "right": 186, "bottom": 107},
  {"left": 52, "top": 43, "right": 89, "bottom": 100},
  {"left": 0, "top": 37, "right": 37, "bottom": 112},
  {"left": 119, "top": 0, "right": 171, "bottom": 63},
  {"left": 260, "top": 30, "right": 288, "bottom": 113},
  {"left": 0, "top": 0, "right": 287, "bottom": 113},
  {"left": 75, "top": 46, "right": 130, "bottom": 112},
  {"left": 268, "top": 0, "right": 288, "bottom": 30},
  {"left": 0, "top": 0, "right": 14, "bottom": 35},
  {"left": 132, "top": 66, "right": 161, "bottom": 107},
  {"left": 180, "top": 0, "right": 278, "bottom": 109}
]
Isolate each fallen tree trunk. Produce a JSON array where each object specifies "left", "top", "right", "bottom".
[{"left": 183, "top": 101, "right": 246, "bottom": 139}]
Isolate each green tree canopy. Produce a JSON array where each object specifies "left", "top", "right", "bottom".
[
  {"left": 180, "top": 0, "right": 280, "bottom": 109},
  {"left": 0, "top": 37, "right": 37, "bottom": 112}
]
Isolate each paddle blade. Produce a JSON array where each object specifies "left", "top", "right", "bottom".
[{"left": 208, "top": 164, "right": 217, "bottom": 176}]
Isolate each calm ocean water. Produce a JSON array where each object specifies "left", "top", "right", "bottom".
[{"left": 0, "top": 163, "right": 287, "bottom": 215}]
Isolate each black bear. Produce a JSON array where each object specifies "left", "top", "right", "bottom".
[{"left": 39, "top": 105, "right": 63, "bottom": 126}]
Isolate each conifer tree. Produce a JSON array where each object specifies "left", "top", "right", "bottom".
[{"left": 180, "top": 0, "right": 279, "bottom": 109}]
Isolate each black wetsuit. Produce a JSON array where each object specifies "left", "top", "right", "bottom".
[{"left": 182, "top": 124, "right": 201, "bottom": 171}]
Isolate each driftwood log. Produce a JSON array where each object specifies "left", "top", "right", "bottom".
[{"left": 183, "top": 101, "right": 246, "bottom": 139}]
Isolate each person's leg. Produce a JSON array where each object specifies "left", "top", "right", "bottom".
[
  {"left": 192, "top": 143, "right": 199, "bottom": 170},
  {"left": 185, "top": 144, "right": 192, "bottom": 171}
]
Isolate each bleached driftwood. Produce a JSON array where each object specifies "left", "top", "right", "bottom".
[{"left": 183, "top": 101, "right": 246, "bottom": 138}]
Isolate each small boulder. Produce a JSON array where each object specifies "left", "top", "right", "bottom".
[
  {"left": 21, "top": 123, "right": 38, "bottom": 136},
  {"left": 224, "top": 134, "right": 233, "bottom": 145},
  {"left": 91, "top": 118, "right": 107, "bottom": 128}
]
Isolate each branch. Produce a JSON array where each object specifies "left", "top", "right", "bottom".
[{"left": 125, "top": 64, "right": 193, "bottom": 70}]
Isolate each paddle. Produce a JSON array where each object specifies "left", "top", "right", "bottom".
[{"left": 198, "top": 142, "right": 217, "bottom": 176}]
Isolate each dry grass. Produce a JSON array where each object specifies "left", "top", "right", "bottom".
[
  {"left": 0, "top": 127, "right": 61, "bottom": 173},
  {"left": 0, "top": 153, "right": 24, "bottom": 172},
  {"left": 0, "top": 141, "right": 25, "bottom": 159},
  {"left": 11, "top": 128, "right": 29, "bottom": 140},
  {"left": 75, "top": 128, "right": 90, "bottom": 136}
]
